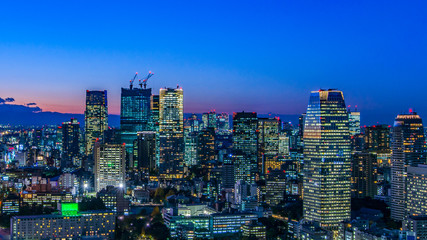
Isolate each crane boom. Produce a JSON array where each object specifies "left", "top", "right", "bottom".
[
  {"left": 139, "top": 71, "right": 154, "bottom": 89},
  {"left": 129, "top": 72, "right": 138, "bottom": 89}
]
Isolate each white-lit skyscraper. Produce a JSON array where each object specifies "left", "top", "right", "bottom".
[
  {"left": 390, "top": 112, "right": 426, "bottom": 221},
  {"left": 85, "top": 90, "right": 108, "bottom": 155},
  {"left": 303, "top": 89, "right": 351, "bottom": 229},
  {"left": 158, "top": 87, "right": 184, "bottom": 179}
]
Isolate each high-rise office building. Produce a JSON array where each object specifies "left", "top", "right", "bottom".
[
  {"left": 133, "top": 131, "right": 157, "bottom": 172},
  {"left": 94, "top": 143, "right": 126, "bottom": 192},
  {"left": 61, "top": 118, "right": 81, "bottom": 169},
  {"left": 303, "top": 89, "right": 351, "bottom": 229},
  {"left": 258, "top": 118, "right": 280, "bottom": 174},
  {"left": 348, "top": 108, "right": 361, "bottom": 136},
  {"left": 351, "top": 152, "right": 377, "bottom": 198},
  {"left": 390, "top": 112, "right": 426, "bottom": 221},
  {"left": 233, "top": 112, "right": 258, "bottom": 184},
  {"left": 406, "top": 165, "right": 427, "bottom": 217},
  {"left": 198, "top": 127, "right": 216, "bottom": 164},
  {"left": 297, "top": 113, "right": 306, "bottom": 150},
  {"left": 120, "top": 87, "right": 152, "bottom": 161},
  {"left": 217, "top": 113, "right": 230, "bottom": 134},
  {"left": 184, "top": 131, "right": 198, "bottom": 166},
  {"left": 151, "top": 95, "right": 160, "bottom": 132},
  {"left": 85, "top": 90, "right": 108, "bottom": 155},
  {"left": 364, "top": 125, "right": 391, "bottom": 153},
  {"left": 202, "top": 111, "right": 217, "bottom": 130},
  {"left": 158, "top": 87, "right": 184, "bottom": 179}
]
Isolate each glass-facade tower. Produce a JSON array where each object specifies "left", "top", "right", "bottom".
[
  {"left": 120, "top": 87, "right": 152, "bottom": 164},
  {"left": 303, "top": 89, "right": 351, "bottom": 229}
]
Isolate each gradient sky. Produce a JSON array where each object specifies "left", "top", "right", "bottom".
[{"left": 0, "top": 1, "right": 426, "bottom": 124}]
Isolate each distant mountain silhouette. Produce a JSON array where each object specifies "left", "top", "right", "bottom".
[
  {"left": 0, "top": 104, "right": 304, "bottom": 127},
  {"left": 0, "top": 104, "right": 120, "bottom": 127}
]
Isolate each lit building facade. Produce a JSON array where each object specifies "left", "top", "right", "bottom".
[
  {"left": 158, "top": 87, "right": 184, "bottom": 179},
  {"left": 406, "top": 165, "right": 427, "bottom": 217},
  {"left": 390, "top": 112, "right": 426, "bottom": 221},
  {"left": 85, "top": 90, "right": 108, "bottom": 155},
  {"left": 210, "top": 213, "right": 258, "bottom": 236},
  {"left": 61, "top": 118, "right": 81, "bottom": 169},
  {"left": 11, "top": 204, "right": 116, "bottom": 240},
  {"left": 351, "top": 152, "right": 377, "bottom": 198},
  {"left": 217, "top": 113, "right": 230, "bottom": 134},
  {"left": 232, "top": 112, "right": 258, "bottom": 184},
  {"left": 242, "top": 221, "right": 267, "bottom": 240},
  {"left": 94, "top": 143, "right": 126, "bottom": 192},
  {"left": 303, "top": 89, "right": 351, "bottom": 229},
  {"left": 133, "top": 131, "right": 157, "bottom": 172},
  {"left": 364, "top": 125, "right": 391, "bottom": 153},
  {"left": 258, "top": 117, "right": 280, "bottom": 174},
  {"left": 197, "top": 127, "right": 216, "bottom": 164},
  {"left": 120, "top": 87, "right": 152, "bottom": 159},
  {"left": 151, "top": 94, "right": 160, "bottom": 132},
  {"left": 348, "top": 109, "right": 361, "bottom": 136}
]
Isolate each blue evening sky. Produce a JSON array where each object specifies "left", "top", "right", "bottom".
[{"left": 0, "top": 0, "right": 426, "bottom": 124}]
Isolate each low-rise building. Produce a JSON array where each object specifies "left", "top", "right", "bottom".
[
  {"left": 242, "top": 221, "right": 266, "bottom": 239},
  {"left": 10, "top": 203, "right": 116, "bottom": 240}
]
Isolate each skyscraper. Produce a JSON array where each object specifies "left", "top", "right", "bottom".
[
  {"left": 94, "top": 142, "right": 126, "bottom": 192},
  {"left": 390, "top": 112, "right": 426, "bottom": 221},
  {"left": 364, "top": 125, "right": 391, "bottom": 153},
  {"left": 61, "top": 118, "right": 81, "bottom": 170},
  {"left": 197, "top": 127, "right": 216, "bottom": 164},
  {"left": 303, "top": 89, "right": 351, "bottom": 229},
  {"left": 217, "top": 113, "right": 230, "bottom": 134},
  {"left": 120, "top": 87, "right": 152, "bottom": 160},
  {"left": 233, "top": 112, "right": 258, "bottom": 184},
  {"left": 406, "top": 164, "right": 427, "bottom": 217},
  {"left": 297, "top": 113, "right": 306, "bottom": 151},
  {"left": 133, "top": 131, "right": 157, "bottom": 172},
  {"left": 348, "top": 108, "right": 361, "bottom": 136},
  {"left": 85, "top": 90, "right": 108, "bottom": 155},
  {"left": 151, "top": 95, "right": 160, "bottom": 132},
  {"left": 158, "top": 87, "right": 184, "bottom": 179},
  {"left": 351, "top": 152, "right": 377, "bottom": 198},
  {"left": 202, "top": 111, "right": 217, "bottom": 130},
  {"left": 258, "top": 117, "right": 280, "bottom": 175}
]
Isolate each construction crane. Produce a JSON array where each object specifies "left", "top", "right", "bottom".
[
  {"left": 139, "top": 71, "right": 154, "bottom": 89},
  {"left": 129, "top": 72, "right": 138, "bottom": 89}
]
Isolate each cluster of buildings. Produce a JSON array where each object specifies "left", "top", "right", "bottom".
[{"left": 1, "top": 80, "right": 427, "bottom": 239}]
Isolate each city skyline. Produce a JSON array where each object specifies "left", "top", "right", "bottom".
[{"left": 0, "top": 1, "right": 426, "bottom": 125}]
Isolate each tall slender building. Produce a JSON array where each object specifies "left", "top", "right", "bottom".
[
  {"left": 303, "top": 89, "right": 351, "bottom": 229},
  {"left": 85, "top": 90, "right": 108, "bottom": 155},
  {"left": 258, "top": 117, "right": 280, "bottom": 174},
  {"left": 351, "top": 152, "right": 378, "bottom": 198},
  {"left": 133, "top": 131, "right": 157, "bottom": 172},
  {"left": 348, "top": 108, "right": 361, "bottom": 136},
  {"left": 217, "top": 113, "right": 230, "bottom": 134},
  {"left": 233, "top": 112, "right": 258, "bottom": 184},
  {"left": 202, "top": 111, "right": 217, "bottom": 130},
  {"left": 151, "top": 95, "right": 160, "bottom": 132},
  {"left": 158, "top": 87, "right": 184, "bottom": 179},
  {"left": 390, "top": 112, "right": 426, "bottom": 221},
  {"left": 94, "top": 142, "right": 126, "bottom": 192},
  {"left": 120, "top": 87, "right": 152, "bottom": 158},
  {"left": 61, "top": 118, "right": 81, "bottom": 170}
]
